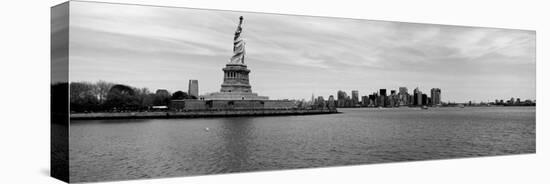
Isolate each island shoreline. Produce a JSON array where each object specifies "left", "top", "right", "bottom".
[{"left": 70, "top": 109, "right": 339, "bottom": 120}]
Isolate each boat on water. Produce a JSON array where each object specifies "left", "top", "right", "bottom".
[{"left": 421, "top": 106, "right": 429, "bottom": 110}]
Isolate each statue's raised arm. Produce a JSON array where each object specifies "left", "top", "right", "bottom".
[
  {"left": 230, "top": 16, "right": 246, "bottom": 64},
  {"left": 234, "top": 16, "right": 243, "bottom": 40}
]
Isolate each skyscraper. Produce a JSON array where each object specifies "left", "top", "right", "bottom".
[
  {"left": 361, "top": 96, "right": 369, "bottom": 107},
  {"left": 316, "top": 96, "right": 325, "bottom": 107},
  {"left": 337, "top": 90, "right": 347, "bottom": 107},
  {"left": 398, "top": 87, "right": 409, "bottom": 106},
  {"left": 430, "top": 88, "right": 441, "bottom": 105},
  {"left": 328, "top": 95, "right": 336, "bottom": 109},
  {"left": 337, "top": 90, "right": 347, "bottom": 101},
  {"left": 422, "top": 94, "right": 428, "bottom": 106},
  {"left": 379, "top": 89, "right": 387, "bottom": 96},
  {"left": 379, "top": 89, "right": 387, "bottom": 107},
  {"left": 345, "top": 96, "right": 352, "bottom": 107},
  {"left": 369, "top": 94, "right": 377, "bottom": 107},
  {"left": 188, "top": 79, "right": 199, "bottom": 98},
  {"left": 399, "top": 87, "right": 408, "bottom": 94},
  {"left": 351, "top": 90, "right": 359, "bottom": 106},
  {"left": 414, "top": 87, "right": 422, "bottom": 106}
]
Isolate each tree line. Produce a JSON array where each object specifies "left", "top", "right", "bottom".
[{"left": 69, "top": 81, "right": 196, "bottom": 113}]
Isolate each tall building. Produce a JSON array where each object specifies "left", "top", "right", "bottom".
[
  {"left": 389, "top": 90, "right": 397, "bottom": 107},
  {"left": 379, "top": 89, "right": 387, "bottom": 107},
  {"left": 398, "top": 87, "right": 408, "bottom": 94},
  {"left": 379, "top": 89, "right": 387, "bottom": 96},
  {"left": 398, "top": 87, "right": 409, "bottom": 106},
  {"left": 188, "top": 80, "right": 199, "bottom": 98},
  {"left": 337, "top": 90, "right": 347, "bottom": 107},
  {"left": 430, "top": 88, "right": 441, "bottom": 106},
  {"left": 316, "top": 96, "right": 325, "bottom": 108},
  {"left": 361, "top": 96, "right": 369, "bottom": 107},
  {"left": 328, "top": 95, "right": 336, "bottom": 109},
  {"left": 369, "top": 94, "right": 376, "bottom": 107},
  {"left": 414, "top": 87, "right": 422, "bottom": 106},
  {"left": 421, "top": 94, "right": 428, "bottom": 106},
  {"left": 337, "top": 90, "right": 347, "bottom": 101},
  {"left": 351, "top": 90, "right": 359, "bottom": 106},
  {"left": 345, "top": 96, "right": 352, "bottom": 107},
  {"left": 373, "top": 92, "right": 379, "bottom": 107}
]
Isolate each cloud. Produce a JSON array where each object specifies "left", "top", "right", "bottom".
[{"left": 67, "top": 1, "right": 535, "bottom": 102}]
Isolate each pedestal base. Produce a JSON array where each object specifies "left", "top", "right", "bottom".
[{"left": 202, "top": 91, "right": 269, "bottom": 100}]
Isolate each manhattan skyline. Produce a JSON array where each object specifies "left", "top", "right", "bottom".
[{"left": 65, "top": 1, "right": 536, "bottom": 102}]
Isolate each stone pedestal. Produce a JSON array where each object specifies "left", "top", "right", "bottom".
[
  {"left": 220, "top": 63, "right": 251, "bottom": 93},
  {"left": 202, "top": 63, "right": 269, "bottom": 100}
]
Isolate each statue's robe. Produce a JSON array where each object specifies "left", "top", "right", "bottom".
[{"left": 230, "top": 24, "right": 245, "bottom": 64}]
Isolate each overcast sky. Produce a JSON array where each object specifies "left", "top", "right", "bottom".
[{"left": 66, "top": 1, "right": 535, "bottom": 102}]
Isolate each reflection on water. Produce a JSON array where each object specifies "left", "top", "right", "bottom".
[
  {"left": 69, "top": 107, "right": 535, "bottom": 182},
  {"left": 217, "top": 117, "right": 254, "bottom": 173}
]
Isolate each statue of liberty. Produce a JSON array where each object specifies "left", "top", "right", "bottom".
[{"left": 230, "top": 16, "right": 245, "bottom": 64}]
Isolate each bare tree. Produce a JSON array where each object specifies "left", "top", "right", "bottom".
[{"left": 94, "top": 80, "right": 114, "bottom": 104}]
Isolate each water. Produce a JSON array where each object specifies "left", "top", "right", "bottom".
[{"left": 69, "top": 107, "right": 535, "bottom": 182}]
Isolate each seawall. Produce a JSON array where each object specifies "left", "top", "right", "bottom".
[{"left": 70, "top": 109, "right": 339, "bottom": 120}]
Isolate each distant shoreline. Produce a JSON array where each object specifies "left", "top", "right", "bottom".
[{"left": 336, "top": 105, "right": 535, "bottom": 109}]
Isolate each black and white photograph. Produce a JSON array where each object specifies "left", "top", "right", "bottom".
[{"left": 49, "top": 0, "right": 537, "bottom": 183}]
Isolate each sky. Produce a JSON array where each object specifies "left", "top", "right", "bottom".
[{"left": 65, "top": 1, "right": 536, "bottom": 102}]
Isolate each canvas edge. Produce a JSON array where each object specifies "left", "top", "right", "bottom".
[{"left": 51, "top": 1, "right": 70, "bottom": 183}]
